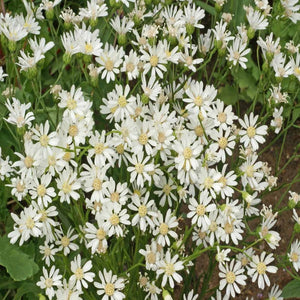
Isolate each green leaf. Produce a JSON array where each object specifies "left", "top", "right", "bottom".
[
  {"left": 218, "top": 85, "right": 238, "bottom": 105},
  {"left": 13, "top": 282, "right": 40, "bottom": 300},
  {"left": 281, "top": 279, "right": 300, "bottom": 299},
  {"left": 0, "top": 235, "right": 39, "bottom": 281},
  {"left": 196, "top": 1, "right": 216, "bottom": 16}
]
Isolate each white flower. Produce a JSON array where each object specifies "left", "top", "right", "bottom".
[
  {"left": 153, "top": 209, "right": 178, "bottom": 247},
  {"left": 55, "top": 227, "right": 79, "bottom": 256},
  {"left": 268, "top": 284, "right": 283, "bottom": 300},
  {"left": 128, "top": 192, "right": 157, "bottom": 232},
  {"left": 39, "top": 242, "right": 57, "bottom": 266},
  {"left": 219, "top": 259, "right": 247, "bottom": 298},
  {"left": 29, "top": 173, "right": 56, "bottom": 207},
  {"left": 227, "top": 37, "right": 251, "bottom": 69},
  {"left": 36, "top": 266, "right": 62, "bottom": 300},
  {"left": 270, "top": 106, "right": 283, "bottom": 134},
  {"left": 239, "top": 112, "right": 268, "bottom": 151},
  {"left": 127, "top": 152, "right": 154, "bottom": 188},
  {"left": 69, "top": 254, "right": 95, "bottom": 292},
  {"left": 102, "top": 202, "right": 130, "bottom": 237},
  {"left": 247, "top": 251, "right": 278, "bottom": 289},
  {"left": 79, "top": 0, "right": 108, "bottom": 21},
  {"left": 289, "top": 239, "right": 300, "bottom": 272},
  {"left": 245, "top": 5, "right": 269, "bottom": 30},
  {"left": 4, "top": 97, "right": 35, "bottom": 128},
  {"left": 56, "top": 167, "right": 81, "bottom": 204},
  {"left": 156, "top": 251, "right": 184, "bottom": 288},
  {"left": 139, "top": 240, "right": 163, "bottom": 271},
  {"left": 187, "top": 190, "right": 216, "bottom": 230},
  {"left": 94, "top": 268, "right": 125, "bottom": 300},
  {"left": 0, "top": 66, "right": 8, "bottom": 81}
]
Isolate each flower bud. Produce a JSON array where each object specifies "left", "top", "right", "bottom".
[
  {"left": 118, "top": 34, "right": 127, "bottom": 46},
  {"left": 247, "top": 27, "right": 256, "bottom": 40},
  {"left": 294, "top": 223, "right": 300, "bottom": 233},
  {"left": 186, "top": 23, "right": 195, "bottom": 35},
  {"left": 163, "top": 290, "right": 173, "bottom": 300}
]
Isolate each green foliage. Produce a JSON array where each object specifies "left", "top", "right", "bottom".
[
  {"left": 0, "top": 236, "right": 39, "bottom": 281},
  {"left": 282, "top": 279, "right": 300, "bottom": 299}
]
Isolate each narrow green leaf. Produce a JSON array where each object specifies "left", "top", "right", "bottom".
[{"left": 196, "top": 1, "right": 216, "bottom": 16}]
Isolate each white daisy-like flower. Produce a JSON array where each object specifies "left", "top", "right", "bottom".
[
  {"left": 29, "top": 173, "right": 56, "bottom": 207},
  {"left": 227, "top": 37, "right": 251, "bottom": 69},
  {"left": 128, "top": 192, "right": 157, "bottom": 232},
  {"left": 156, "top": 251, "right": 184, "bottom": 288},
  {"left": 187, "top": 190, "right": 216, "bottom": 230},
  {"left": 55, "top": 227, "right": 79, "bottom": 256},
  {"left": 56, "top": 167, "right": 81, "bottom": 204},
  {"left": 268, "top": 284, "right": 283, "bottom": 300},
  {"left": 127, "top": 152, "right": 154, "bottom": 188},
  {"left": 247, "top": 251, "right": 278, "bottom": 289},
  {"left": 4, "top": 97, "right": 35, "bottom": 128},
  {"left": 39, "top": 242, "right": 57, "bottom": 266},
  {"left": 209, "top": 127, "right": 236, "bottom": 163},
  {"left": 94, "top": 268, "right": 125, "bottom": 300},
  {"left": 288, "top": 239, "right": 300, "bottom": 272},
  {"left": 239, "top": 112, "right": 268, "bottom": 151},
  {"left": 36, "top": 266, "right": 62, "bottom": 300},
  {"left": 139, "top": 240, "right": 163, "bottom": 271},
  {"left": 153, "top": 209, "right": 178, "bottom": 247},
  {"left": 270, "top": 106, "right": 284, "bottom": 134},
  {"left": 219, "top": 259, "right": 247, "bottom": 298},
  {"left": 69, "top": 254, "right": 95, "bottom": 292},
  {"left": 102, "top": 202, "right": 130, "bottom": 237}
]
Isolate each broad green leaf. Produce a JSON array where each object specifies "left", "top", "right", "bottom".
[
  {"left": 218, "top": 85, "right": 238, "bottom": 105},
  {"left": 0, "top": 236, "right": 39, "bottom": 281},
  {"left": 281, "top": 279, "right": 300, "bottom": 299}
]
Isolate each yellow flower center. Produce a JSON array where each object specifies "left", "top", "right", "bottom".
[
  {"left": 93, "top": 178, "right": 102, "bottom": 191},
  {"left": 209, "top": 221, "right": 217, "bottom": 232},
  {"left": 16, "top": 181, "right": 25, "bottom": 193},
  {"left": 24, "top": 156, "right": 33, "bottom": 169},
  {"left": 159, "top": 223, "right": 169, "bottom": 235},
  {"left": 96, "top": 228, "right": 106, "bottom": 240},
  {"left": 163, "top": 184, "right": 172, "bottom": 195},
  {"left": 126, "top": 62, "right": 135, "bottom": 72},
  {"left": 195, "top": 125, "right": 204, "bottom": 137},
  {"left": 61, "top": 236, "right": 70, "bottom": 247},
  {"left": 68, "top": 125, "right": 78, "bottom": 137},
  {"left": 158, "top": 132, "right": 166, "bottom": 143},
  {"left": 291, "top": 252, "right": 299, "bottom": 262},
  {"left": 62, "top": 182, "right": 72, "bottom": 194},
  {"left": 135, "top": 163, "right": 144, "bottom": 174},
  {"left": 138, "top": 133, "right": 148, "bottom": 145},
  {"left": 138, "top": 205, "right": 147, "bottom": 217},
  {"left": 110, "top": 192, "right": 120, "bottom": 202},
  {"left": 245, "top": 165, "right": 254, "bottom": 177},
  {"left": 75, "top": 268, "right": 84, "bottom": 280},
  {"left": 224, "top": 222, "right": 234, "bottom": 234},
  {"left": 218, "top": 137, "right": 228, "bottom": 149},
  {"left": 147, "top": 252, "right": 156, "bottom": 264},
  {"left": 105, "top": 59, "right": 114, "bottom": 71},
  {"left": 67, "top": 98, "right": 77, "bottom": 110},
  {"left": 218, "top": 112, "right": 227, "bottom": 123},
  {"left": 226, "top": 271, "right": 236, "bottom": 284},
  {"left": 48, "top": 155, "right": 56, "bottom": 166},
  {"left": 218, "top": 176, "right": 227, "bottom": 187},
  {"left": 85, "top": 43, "right": 93, "bottom": 54},
  {"left": 44, "top": 247, "right": 51, "bottom": 256},
  {"left": 116, "top": 144, "right": 124, "bottom": 154},
  {"left": 257, "top": 262, "right": 267, "bottom": 274},
  {"left": 26, "top": 217, "right": 35, "bottom": 229},
  {"left": 37, "top": 184, "right": 46, "bottom": 197},
  {"left": 196, "top": 204, "right": 206, "bottom": 216},
  {"left": 149, "top": 55, "right": 158, "bottom": 67},
  {"left": 94, "top": 143, "right": 105, "bottom": 154},
  {"left": 183, "top": 147, "right": 193, "bottom": 159},
  {"left": 105, "top": 283, "right": 115, "bottom": 296},
  {"left": 40, "top": 135, "right": 49, "bottom": 147},
  {"left": 186, "top": 56, "right": 193, "bottom": 66},
  {"left": 45, "top": 278, "right": 53, "bottom": 288},
  {"left": 247, "top": 126, "right": 256, "bottom": 138},
  {"left": 165, "top": 263, "right": 175, "bottom": 276},
  {"left": 204, "top": 177, "right": 214, "bottom": 189},
  {"left": 118, "top": 96, "right": 127, "bottom": 108},
  {"left": 194, "top": 95, "right": 203, "bottom": 106},
  {"left": 110, "top": 214, "right": 120, "bottom": 226}
]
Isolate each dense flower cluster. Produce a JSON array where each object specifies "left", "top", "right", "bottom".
[{"left": 0, "top": 0, "right": 299, "bottom": 299}]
